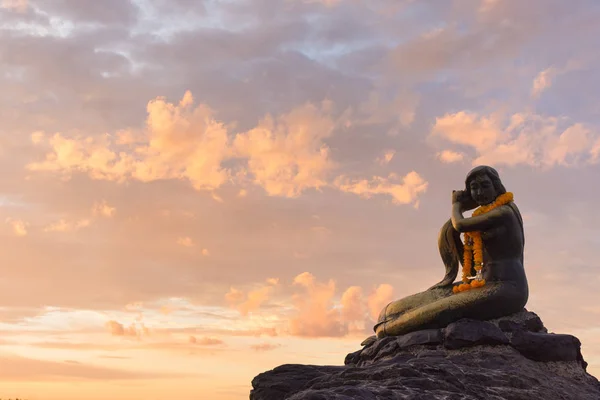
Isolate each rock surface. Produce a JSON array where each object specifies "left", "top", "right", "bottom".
[{"left": 250, "top": 310, "right": 600, "bottom": 400}]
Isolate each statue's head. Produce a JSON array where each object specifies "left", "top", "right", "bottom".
[{"left": 464, "top": 165, "right": 506, "bottom": 206}]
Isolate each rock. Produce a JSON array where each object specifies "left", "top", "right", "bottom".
[
  {"left": 444, "top": 319, "right": 509, "bottom": 349},
  {"left": 251, "top": 346, "right": 600, "bottom": 400},
  {"left": 250, "top": 364, "right": 344, "bottom": 400},
  {"left": 497, "top": 312, "right": 546, "bottom": 334},
  {"left": 397, "top": 328, "right": 443, "bottom": 348},
  {"left": 357, "top": 336, "right": 395, "bottom": 362},
  {"left": 498, "top": 319, "right": 522, "bottom": 332},
  {"left": 343, "top": 349, "right": 361, "bottom": 366},
  {"left": 511, "top": 330, "right": 583, "bottom": 364},
  {"left": 346, "top": 329, "right": 443, "bottom": 367},
  {"left": 490, "top": 309, "right": 547, "bottom": 333},
  {"left": 360, "top": 335, "right": 377, "bottom": 347},
  {"left": 250, "top": 311, "right": 600, "bottom": 399}
]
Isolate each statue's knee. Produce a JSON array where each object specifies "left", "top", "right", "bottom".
[{"left": 377, "top": 301, "right": 392, "bottom": 322}]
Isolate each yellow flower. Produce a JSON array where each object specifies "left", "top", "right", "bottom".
[{"left": 456, "top": 192, "right": 514, "bottom": 294}]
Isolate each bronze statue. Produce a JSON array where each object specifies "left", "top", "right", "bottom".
[{"left": 373, "top": 166, "right": 528, "bottom": 338}]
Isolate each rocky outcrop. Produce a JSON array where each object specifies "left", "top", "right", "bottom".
[{"left": 250, "top": 310, "right": 600, "bottom": 400}]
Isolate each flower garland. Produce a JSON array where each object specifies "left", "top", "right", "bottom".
[{"left": 452, "top": 192, "right": 514, "bottom": 294}]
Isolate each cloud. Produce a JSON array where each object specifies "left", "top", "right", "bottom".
[
  {"left": 25, "top": 90, "right": 428, "bottom": 206},
  {"left": 233, "top": 102, "right": 337, "bottom": 197},
  {"left": 431, "top": 111, "right": 501, "bottom": 153},
  {"left": 177, "top": 237, "right": 194, "bottom": 247},
  {"left": 340, "top": 286, "right": 364, "bottom": 322},
  {"left": 26, "top": 132, "right": 133, "bottom": 182},
  {"left": 288, "top": 272, "right": 346, "bottom": 337},
  {"left": 0, "top": 306, "right": 44, "bottom": 323},
  {"left": 376, "top": 150, "right": 396, "bottom": 166},
  {"left": 92, "top": 200, "right": 116, "bottom": 217},
  {"left": 30, "top": 131, "right": 45, "bottom": 144},
  {"left": 367, "top": 284, "right": 394, "bottom": 320},
  {"left": 1, "top": 0, "right": 27, "bottom": 13},
  {"left": 44, "top": 218, "right": 91, "bottom": 233},
  {"left": 284, "top": 273, "right": 396, "bottom": 337},
  {"left": 340, "top": 286, "right": 367, "bottom": 332},
  {"left": 105, "top": 320, "right": 149, "bottom": 338},
  {"left": 27, "top": 92, "right": 231, "bottom": 190},
  {"left": 431, "top": 111, "right": 599, "bottom": 167},
  {"left": 188, "top": 336, "right": 224, "bottom": 346},
  {"left": 5, "top": 218, "right": 28, "bottom": 236},
  {"left": 544, "top": 124, "right": 593, "bottom": 166},
  {"left": 531, "top": 60, "right": 584, "bottom": 98},
  {"left": 531, "top": 67, "right": 557, "bottom": 98},
  {"left": 134, "top": 92, "right": 231, "bottom": 190},
  {"left": 334, "top": 171, "right": 428, "bottom": 205},
  {"left": 225, "top": 278, "right": 279, "bottom": 316},
  {"left": 26, "top": 93, "right": 355, "bottom": 200},
  {"left": 356, "top": 90, "right": 419, "bottom": 134},
  {"left": 33, "top": 0, "right": 139, "bottom": 27},
  {"left": 437, "top": 150, "right": 465, "bottom": 163},
  {"left": 250, "top": 343, "right": 281, "bottom": 352}
]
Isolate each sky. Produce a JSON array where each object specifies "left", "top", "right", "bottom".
[{"left": 1, "top": 0, "right": 600, "bottom": 398}]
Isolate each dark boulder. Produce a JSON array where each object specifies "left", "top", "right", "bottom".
[
  {"left": 250, "top": 311, "right": 600, "bottom": 400},
  {"left": 444, "top": 318, "right": 509, "bottom": 349}
]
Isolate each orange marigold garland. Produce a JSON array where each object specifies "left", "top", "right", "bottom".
[{"left": 453, "top": 192, "right": 514, "bottom": 294}]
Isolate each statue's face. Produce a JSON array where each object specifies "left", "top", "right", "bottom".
[{"left": 469, "top": 174, "right": 497, "bottom": 206}]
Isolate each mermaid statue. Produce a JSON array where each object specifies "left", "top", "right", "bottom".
[{"left": 371, "top": 165, "right": 528, "bottom": 340}]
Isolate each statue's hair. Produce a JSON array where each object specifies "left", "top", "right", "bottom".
[{"left": 464, "top": 165, "right": 506, "bottom": 199}]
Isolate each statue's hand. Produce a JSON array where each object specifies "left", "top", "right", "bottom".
[
  {"left": 451, "top": 190, "right": 465, "bottom": 205},
  {"left": 452, "top": 190, "right": 477, "bottom": 211}
]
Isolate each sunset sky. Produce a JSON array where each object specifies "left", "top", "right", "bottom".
[{"left": 1, "top": 0, "right": 600, "bottom": 399}]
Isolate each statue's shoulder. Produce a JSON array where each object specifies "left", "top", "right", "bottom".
[
  {"left": 492, "top": 202, "right": 522, "bottom": 222},
  {"left": 505, "top": 201, "right": 521, "bottom": 214}
]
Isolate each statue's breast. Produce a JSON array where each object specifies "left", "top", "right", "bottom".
[{"left": 481, "top": 225, "right": 507, "bottom": 241}]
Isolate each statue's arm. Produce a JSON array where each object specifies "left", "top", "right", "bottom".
[{"left": 451, "top": 203, "right": 508, "bottom": 233}]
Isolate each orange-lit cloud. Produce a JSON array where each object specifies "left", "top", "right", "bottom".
[
  {"left": 0, "top": 0, "right": 27, "bottom": 13},
  {"left": 288, "top": 272, "right": 345, "bottom": 337},
  {"left": 26, "top": 92, "right": 429, "bottom": 206},
  {"left": 233, "top": 102, "right": 337, "bottom": 197},
  {"left": 367, "top": 284, "right": 394, "bottom": 320},
  {"left": 437, "top": 150, "right": 465, "bottom": 163},
  {"left": 226, "top": 278, "right": 279, "bottom": 316},
  {"left": 5, "top": 218, "right": 28, "bottom": 236},
  {"left": 432, "top": 111, "right": 599, "bottom": 167},
  {"left": 189, "top": 336, "right": 224, "bottom": 346},
  {"left": 177, "top": 236, "right": 194, "bottom": 247},
  {"left": 92, "top": 200, "right": 116, "bottom": 217},
  {"left": 376, "top": 150, "right": 396, "bottom": 166},
  {"left": 250, "top": 343, "right": 281, "bottom": 352},
  {"left": 105, "top": 320, "right": 149, "bottom": 339},
  {"left": 334, "top": 171, "right": 428, "bottom": 205},
  {"left": 532, "top": 67, "right": 557, "bottom": 98},
  {"left": 44, "top": 218, "right": 91, "bottom": 233}
]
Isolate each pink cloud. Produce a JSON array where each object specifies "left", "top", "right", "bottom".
[
  {"left": 189, "top": 336, "right": 224, "bottom": 346},
  {"left": 250, "top": 343, "right": 281, "bottom": 351},
  {"left": 431, "top": 111, "right": 599, "bottom": 168},
  {"left": 225, "top": 279, "right": 279, "bottom": 316},
  {"left": 105, "top": 320, "right": 149, "bottom": 338},
  {"left": 334, "top": 171, "right": 428, "bottom": 206},
  {"left": 367, "top": 284, "right": 394, "bottom": 321}
]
